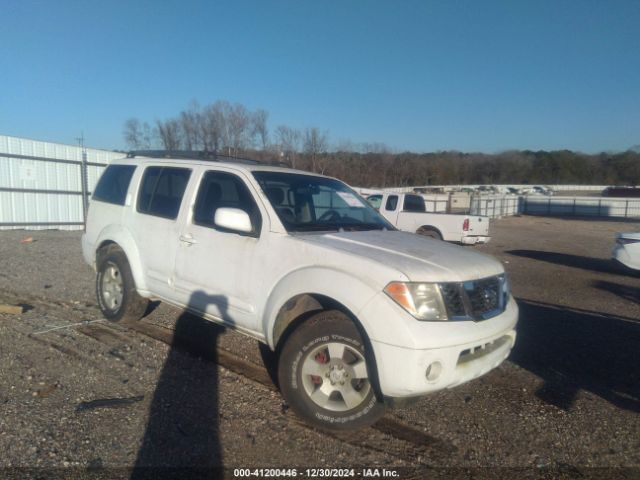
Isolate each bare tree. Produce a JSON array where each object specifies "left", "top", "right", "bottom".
[
  {"left": 200, "top": 101, "right": 229, "bottom": 152},
  {"left": 361, "top": 142, "right": 390, "bottom": 154},
  {"left": 140, "top": 122, "right": 154, "bottom": 149},
  {"left": 334, "top": 139, "right": 356, "bottom": 153},
  {"left": 123, "top": 118, "right": 143, "bottom": 149},
  {"left": 123, "top": 118, "right": 154, "bottom": 150},
  {"left": 275, "top": 125, "right": 301, "bottom": 167},
  {"left": 179, "top": 102, "right": 202, "bottom": 150},
  {"left": 252, "top": 109, "right": 269, "bottom": 150},
  {"left": 156, "top": 118, "right": 182, "bottom": 151},
  {"left": 227, "top": 103, "right": 251, "bottom": 156},
  {"left": 303, "top": 127, "right": 329, "bottom": 173}
]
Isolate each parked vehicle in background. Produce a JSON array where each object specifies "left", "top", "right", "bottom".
[
  {"left": 603, "top": 187, "right": 640, "bottom": 198},
  {"left": 366, "top": 193, "right": 490, "bottom": 244},
  {"left": 530, "top": 185, "right": 553, "bottom": 196},
  {"left": 612, "top": 232, "right": 640, "bottom": 271},
  {"left": 82, "top": 153, "right": 516, "bottom": 430}
]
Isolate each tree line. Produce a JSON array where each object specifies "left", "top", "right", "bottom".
[{"left": 123, "top": 100, "right": 640, "bottom": 188}]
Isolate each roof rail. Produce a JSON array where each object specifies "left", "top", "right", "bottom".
[{"left": 126, "top": 150, "right": 290, "bottom": 168}]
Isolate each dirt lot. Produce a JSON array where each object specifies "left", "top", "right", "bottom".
[{"left": 0, "top": 216, "right": 639, "bottom": 478}]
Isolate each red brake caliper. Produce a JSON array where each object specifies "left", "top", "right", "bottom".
[{"left": 311, "top": 349, "right": 328, "bottom": 385}]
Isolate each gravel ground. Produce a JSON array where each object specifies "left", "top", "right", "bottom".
[{"left": 0, "top": 216, "right": 639, "bottom": 477}]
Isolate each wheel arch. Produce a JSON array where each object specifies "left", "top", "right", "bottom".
[
  {"left": 416, "top": 224, "right": 443, "bottom": 239},
  {"left": 271, "top": 293, "right": 370, "bottom": 352},
  {"left": 94, "top": 225, "right": 148, "bottom": 293},
  {"left": 262, "top": 267, "right": 379, "bottom": 351},
  {"left": 270, "top": 291, "right": 385, "bottom": 405}
]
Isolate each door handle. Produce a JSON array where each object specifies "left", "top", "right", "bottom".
[{"left": 179, "top": 234, "right": 197, "bottom": 245}]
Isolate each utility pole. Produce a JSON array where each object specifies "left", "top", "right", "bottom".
[{"left": 77, "top": 132, "right": 89, "bottom": 227}]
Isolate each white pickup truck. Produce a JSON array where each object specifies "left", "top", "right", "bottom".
[
  {"left": 83, "top": 155, "right": 516, "bottom": 431},
  {"left": 366, "top": 193, "right": 490, "bottom": 244}
]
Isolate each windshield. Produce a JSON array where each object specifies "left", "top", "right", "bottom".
[{"left": 252, "top": 171, "right": 394, "bottom": 232}]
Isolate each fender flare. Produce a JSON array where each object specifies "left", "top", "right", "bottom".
[
  {"left": 94, "top": 225, "right": 148, "bottom": 293},
  {"left": 262, "top": 266, "right": 379, "bottom": 349}
]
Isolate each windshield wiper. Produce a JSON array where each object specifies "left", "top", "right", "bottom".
[
  {"left": 338, "top": 223, "right": 386, "bottom": 231},
  {"left": 289, "top": 222, "right": 387, "bottom": 233},
  {"left": 289, "top": 223, "right": 341, "bottom": 232}
]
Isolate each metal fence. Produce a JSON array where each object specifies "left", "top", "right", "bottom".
[
  {"left": 382, "top": 184, "right": 610, "bottom": 193},
  {"left": 470, "top": 195, "right": 522, "bottom": 218},
  {"left": 422, "top": 195, "right": 449, "bottom": 213},
  {"left": 0, "top": 135, "right": 123, "bottom": 230},
  {"left": 522, "top": 196, "right": 640, "bottom": 218},
  {"left": 470, "top": 194, "right": 640, "bottom": 219}
]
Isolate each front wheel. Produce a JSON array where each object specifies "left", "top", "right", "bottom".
[{"left": 278, "top": 310, "right": 385, "bottom": 430}]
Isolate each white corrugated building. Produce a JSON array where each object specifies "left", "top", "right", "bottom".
[{"left": 0, "top": 134, "right": 124, "bottom": 230}]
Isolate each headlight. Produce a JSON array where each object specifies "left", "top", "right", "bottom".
[
  {"left": 501, "top": 274, "right": 510, "bottom": 303},
  {"left": 384, "top": 282, "right": 448, "bottom": 321}
]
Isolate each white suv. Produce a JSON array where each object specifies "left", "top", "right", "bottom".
[{"left": 82, "top": 154, "right": 518, "bottom": 430}]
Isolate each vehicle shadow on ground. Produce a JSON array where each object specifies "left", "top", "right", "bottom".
[
  {"left": 131, "top": 290, "right": 230, "bottom": 478},
  {"left": 512, "top": 299, "right": 640, "bottom": 413},
  {"left": 533, "top": 215, "right": 640, "bottom": 225},
  {"left": 506, "top": 249, "right": 630, "bottom": 276},
  {"left": 593, "top": 280, "right": 640, "bottom": 305}
]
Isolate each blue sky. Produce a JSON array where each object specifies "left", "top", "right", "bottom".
[{"left": 1, "top": 0, "right": 639, "bottom": 153}]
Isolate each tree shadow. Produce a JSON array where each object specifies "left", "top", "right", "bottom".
[
  {"left": 131, "top": 290, "right": 231, "bottom": 479},
  {"left": 512, "top": 299, "right": 640, "bottom": 412},
  {"left": 506, "top": 249, "right": 629, "bottom": 276}
]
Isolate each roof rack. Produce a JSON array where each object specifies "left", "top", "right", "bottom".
[{"left": 126, "top": 150, "right": 290, "bottom": 168}]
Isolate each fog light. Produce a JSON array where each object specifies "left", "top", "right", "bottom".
[{"left": 425, "top": 361, "right": 442, "bottom": 382}]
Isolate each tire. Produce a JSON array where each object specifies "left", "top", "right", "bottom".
[
  {"left": 417, "top": 226, "right": 443, "bottom": 240},
  {"left": 278, "top": 310, "right": 386, "bottom": 430},
  {"left": 96, "top": 245, "right": 148, "bottom": 323}
]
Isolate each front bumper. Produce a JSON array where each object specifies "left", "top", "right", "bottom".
[
  {"left": 360, "top": 293, "right": 518, "bottom": 398},
  {"left": 371, "top": 326, "right": 516, "bottom": 398}
]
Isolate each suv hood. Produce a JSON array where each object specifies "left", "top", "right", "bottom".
[{"left": 296, "top": 230, "right": 504, "bottom": 283}]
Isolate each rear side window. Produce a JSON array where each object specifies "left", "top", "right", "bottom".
[
  {"left": 92, "top": 165, "right": 136, "bottom": 206},
  {"left": 385, "top": 195, "right": 398, "bottom": 211},
  {"left": 367, "top": 195, "right": 382, "bottom": 210},
  {"left": 137, "top": 166, "right": 191, "bottom": 220},
  {"left": 403, "top": 195, "right": 426, "bottom": 212},
  {"left": 193, "top": 171, "right": 262, "bottom": 236}
]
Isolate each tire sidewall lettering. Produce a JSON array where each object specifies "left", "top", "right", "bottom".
[{"left": 278, "top": 311, "right": 386, "bottom": 429}]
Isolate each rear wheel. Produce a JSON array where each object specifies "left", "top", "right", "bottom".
[
  {"left": 278, "top": 310, "right": 385, "bottom": 430},
  {"left": 96, "top": 246, "right": 148, "bottom": 323},
  {"left": 417, "top": 226, "right": 443, "bottom": 240}
]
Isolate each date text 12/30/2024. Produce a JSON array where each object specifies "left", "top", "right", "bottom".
[{"left": 233, "top": 468, "right": 399, "bottom": 478}]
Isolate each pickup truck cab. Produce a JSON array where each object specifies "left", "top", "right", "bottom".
[
  {"left": 82, "top": 154, "right": 517, "bottom": 430},
  {"left": 367, "top": 193, "right": 490, "bottom": 244}
]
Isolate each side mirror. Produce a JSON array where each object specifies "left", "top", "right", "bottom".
[{"left": 214, "top": 207, "right": 253, "bottom": 233}]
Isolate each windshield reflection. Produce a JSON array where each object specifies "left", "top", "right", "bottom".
[{"left": 252, "top": 171, "right": 393, "bottom": 233}]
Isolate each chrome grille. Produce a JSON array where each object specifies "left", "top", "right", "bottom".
[
  {"left": 439, "top": 283, "right": 466, "bottom": 317},
  {"left": 439, "top": 275, "right": 506, "bottom": 321}
]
